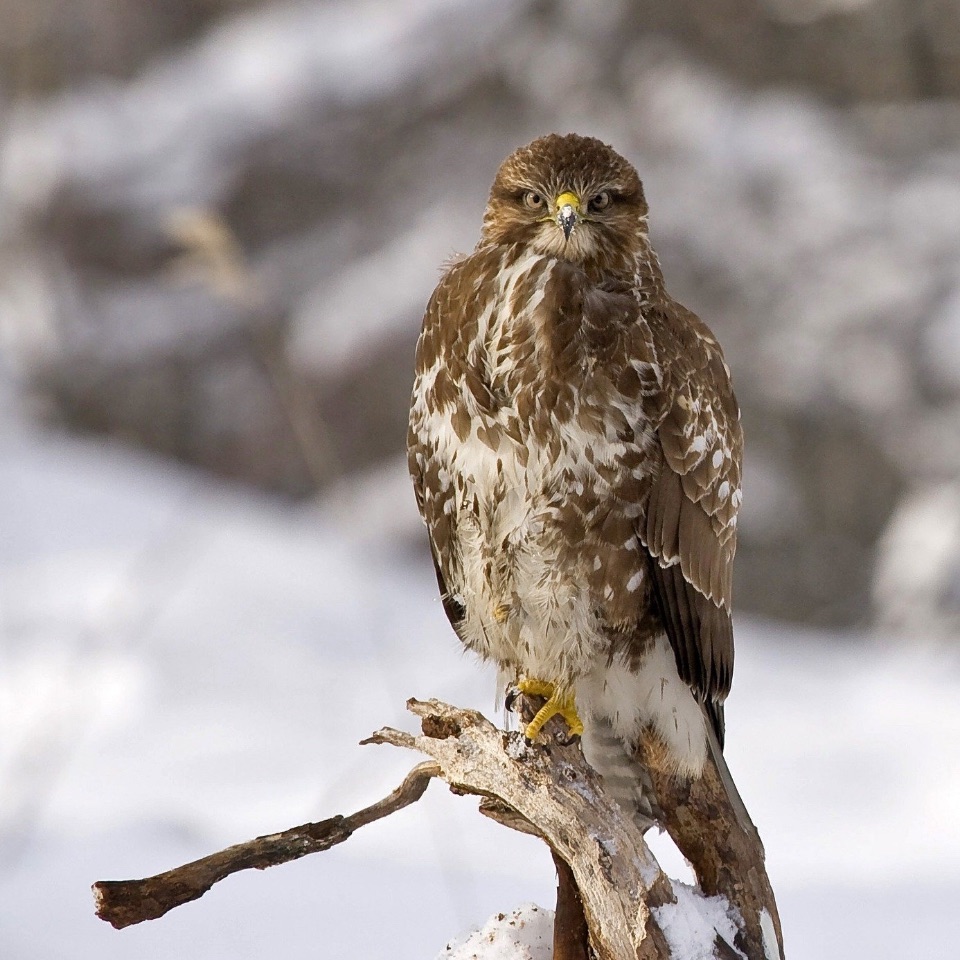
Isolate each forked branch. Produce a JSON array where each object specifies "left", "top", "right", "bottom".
[{"left": 93, "top": 698, "right": 779, "bottom": 960}]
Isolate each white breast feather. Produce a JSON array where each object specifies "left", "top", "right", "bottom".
[{"left": 576, "top": 636, "right": 707, "bottom": 777}]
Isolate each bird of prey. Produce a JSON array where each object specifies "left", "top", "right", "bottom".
[{"left": 407, "top": 133, "right": 746, "bottom": 827}]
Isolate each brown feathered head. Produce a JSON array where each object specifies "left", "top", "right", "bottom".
[{"left": 480, "top": 133, "right": 650, "bottom": 275}]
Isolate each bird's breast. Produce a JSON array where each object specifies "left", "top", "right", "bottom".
[{"left": 411, "top": 249, "right": 660, "bottom": 681}]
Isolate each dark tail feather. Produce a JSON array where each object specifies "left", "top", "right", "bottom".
[{"left": 703, "top": 708, "right": 763, "bottom": 850}]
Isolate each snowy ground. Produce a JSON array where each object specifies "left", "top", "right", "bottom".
[{"left": 1, "top": 423, "right": 959, "bottom": 959}]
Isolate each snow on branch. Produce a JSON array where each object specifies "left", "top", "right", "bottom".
[{"left": 92, "top": 697, "right": 781, "bottom": 960}]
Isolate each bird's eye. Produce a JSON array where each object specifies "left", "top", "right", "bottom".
[
  {"left": 523, "top": 191, "right": 545, "bottom": 210},
  {"left": 588, "top": 191, "right": 611, "bottom": 212}
]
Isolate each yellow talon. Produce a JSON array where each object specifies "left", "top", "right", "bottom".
[{"left": 516, "top": 678, "right": 584, "bottom": 742}]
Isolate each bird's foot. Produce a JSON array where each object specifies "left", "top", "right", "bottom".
[{"left": 509, "top": 678, "right": 583, "bottom": 745}]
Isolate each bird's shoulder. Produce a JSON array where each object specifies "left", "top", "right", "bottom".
[
  {"left": 641, "top": 296, "right": 742, "bottom": 603},
  {"left": 646, "top": 298, "right": 742, "bottom": 475}
]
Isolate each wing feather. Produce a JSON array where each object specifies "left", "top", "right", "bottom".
[
  {"left": 655, "top": 555, "right": 694, "bottom": 687},
  {"left": 408, "top": 250, "right": 501, "bottom": 638},
  {"left": 642, "top": 303, "right": 742, "bottom": 745}
]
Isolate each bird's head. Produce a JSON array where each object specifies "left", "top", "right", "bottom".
[{"left": 480, "top": 133, "right": 650, "bottom": 276}]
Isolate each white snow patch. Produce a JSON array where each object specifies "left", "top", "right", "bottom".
[
  {"left": 759, "top": 907, "right": 782, "bottom": 960},
  {"left": 438, "top": 903, "right": 553, "bottom": 960},
  {"left": 653, "top": 883, "right": 742, "bottom": 960}
]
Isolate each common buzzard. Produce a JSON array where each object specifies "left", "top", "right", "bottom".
[{"left": 408, "top": 133, "right": 746, "bottom": 826}]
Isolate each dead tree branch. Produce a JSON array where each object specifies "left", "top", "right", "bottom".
[
  {"left": 93, "top": 698, "right": 781, "bottom": 960},
  {"left": 366, "top": 698, "right": 677, "bottom": 960},
  {"left": 93, "top": 760, "right": 439, "bottom": 929},
  {"left": 639, "top": 733, "right": 784, "bottom": 960}
]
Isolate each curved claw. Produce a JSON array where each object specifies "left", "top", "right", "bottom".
[
  {"left": 555, "top": 730, "right": 581, "bottom": 748},
  {"left": 506, "top": 677, "right": 553, "bottom": 718}
]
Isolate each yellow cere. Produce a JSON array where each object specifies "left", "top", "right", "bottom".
[{"left": 555, "top": 191, "right": 581, "bottom": 212}]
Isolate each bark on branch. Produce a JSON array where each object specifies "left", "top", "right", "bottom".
[
  {"left": 92, "top": 698, "right": 782, "bottom": 960},
  {"left": 365, "top": 698, "right": 677, "bottom": 960},
  {"left": 93, "top": 760, "right": 438, "bottom": 929}
]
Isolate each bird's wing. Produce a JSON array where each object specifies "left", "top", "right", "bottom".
[
  {"left": 642, "top": 302, "right": 742, "bottom": 745},
  {"left": 407, "top": 251, "right": 497, "bottom": 637}
]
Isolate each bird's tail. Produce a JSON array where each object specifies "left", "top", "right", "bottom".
[
  {"left": 582, "top": 711, "right": 762, "bottom": 851},
  {"left": 703, "top": 710, "right": 763, "bottom": 850},
  {"left": 580, "top": 716, "right": 661, "bottom": 832}
]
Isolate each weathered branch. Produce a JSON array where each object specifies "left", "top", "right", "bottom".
[
  {"left": 93, "top": 698, "right": 780, "bottom": 960},
  {"left": 93, "top": 760, "right": 439, "bottom": 929},
  {"left": 638, "top": 733, "right": 784, "bottom": 960},
  {"left": 552, "top": 850, "right": 591, "bottom": 960},
  {"left": 368, "top": 698, "right": 677, "bottom": 960}
]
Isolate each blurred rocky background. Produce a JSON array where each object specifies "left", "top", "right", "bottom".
[{"left": 2, "top": 0, "right": 960, "bottom": 637}]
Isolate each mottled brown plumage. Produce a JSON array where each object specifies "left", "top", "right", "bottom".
[{"left": 408, "top": 134, "right": 743, "bottom": 820}]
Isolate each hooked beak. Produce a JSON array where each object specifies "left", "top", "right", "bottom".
[{"left": 555, "top": 191, "right": 580, "bottom": 240}]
